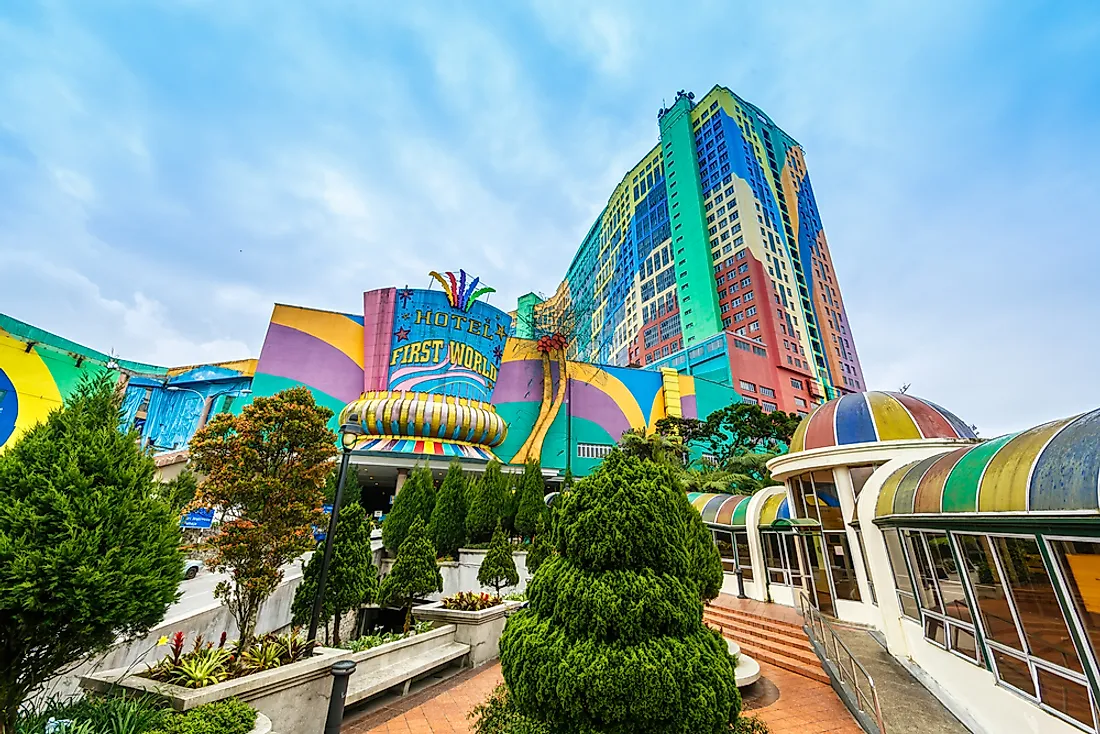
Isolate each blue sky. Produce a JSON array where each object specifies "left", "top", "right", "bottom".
[{"left": 1, "top": 0, "right": 1098, "bottom": 435}]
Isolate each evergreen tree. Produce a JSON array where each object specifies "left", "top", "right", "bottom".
[
  {"left": 513, "top": 460, "right": 547, "bottom": 539},
  {"left": 429, "top": 459, "right": 468, "bottom": 558},
  {"left": 292, "top": 503, "right": 378, "bottom": 646},
  {"left": 479, "top": 523, "right": 520, "bottom": 594},
  {"left": 467, "top": 460, "right": 510, "bottom": 544},
  {"left": 0, "top": 375, "right": 183, "bottom": 734},
  {"left": 499, "top": 451, "right": 740, "bottom": 734},
  {"left": 524, "top": 514, "right": 554, "bottom": 575},
  {"left": 382, "top": 465, "right": 436, "bottom": 554},
  {"left": 323, "top": 465, "right": 362, "bottom": 508},
  {"left": 154, "top": 469, "right": 199, "bottom": 518},
  {"left": 377, "top": 517, "right": 442, "bottom": 631}
]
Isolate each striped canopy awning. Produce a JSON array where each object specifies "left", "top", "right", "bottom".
[
  {"left": 759, "top": 492, "right": 792, "bottom": 526},
  {"left": 876, "top": 407, "right": 1100, "bottom": 519},
  {"left": 687, "top": 492, "right": 751, "bottom": 527}
]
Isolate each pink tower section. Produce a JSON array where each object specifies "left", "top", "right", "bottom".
[{"left": 362, "top": 288, "right": 396, "bottom": 392}]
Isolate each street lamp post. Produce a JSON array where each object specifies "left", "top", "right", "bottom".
[{"left": 308, "top": 422, "right": 365, "bottom": 649}]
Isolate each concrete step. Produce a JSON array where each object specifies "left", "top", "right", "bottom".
[
  {"left": 703, "top": 614, "right": 814, "bottom": 653},
  {"left": 345, "top": 641, "right": 470, "bottom": 705},
  {"left": 704, "top": 606, "right": 805, "bottom": 636},
  {"left": 704, "top": 603, "right": 829, "bottom": 685},
  {"left": 706, "top": 620, "right": 818, "bottom": 664}
]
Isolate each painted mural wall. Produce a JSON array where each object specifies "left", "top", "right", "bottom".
[
  {"left": 0, "top": 313, "right": 253, "bottom": 454},
  {"left": 492, "top": 339, "right": 741, "bottom": 475}
]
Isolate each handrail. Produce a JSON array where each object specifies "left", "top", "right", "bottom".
[{"left": 797, "top": 591, "right": 886, "bottom": 733}]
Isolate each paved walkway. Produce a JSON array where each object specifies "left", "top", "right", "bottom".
[
  {"left": 343, "top": 659, "right": 861, "bottom": 733},
  {"left": 832, "top": 625, "right": 969, "bottom": 734}
]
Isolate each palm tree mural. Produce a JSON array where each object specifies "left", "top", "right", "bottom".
[{"left": 514, "top": 332, "right": 569, "bottom": 464}]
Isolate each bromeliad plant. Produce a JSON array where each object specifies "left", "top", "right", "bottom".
[
  {"left": 142, "top": 631, "right": 310, "bottom": 688},
  {"left": 441, "top": 591, "right": 502, "bottom": 612}
]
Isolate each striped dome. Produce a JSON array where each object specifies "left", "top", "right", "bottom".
[{"left": 789, "top": 391, "right": 975, "bottom": 454}]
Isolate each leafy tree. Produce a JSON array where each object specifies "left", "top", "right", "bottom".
[
  {"left": 479, "top": 523, "right": 520, "bottom": 594},
  {"left": 0, "top": 375, "right": 183, "bottom": 734},
  {"left": 524, "top": 515, "right": 553, "bottom": 575},
  {"left": 722, "top": 452, "right": 781, "bottom": 494},
  {"left": 155, "top": 470, "right": 200, "bottom": 518},
  {"left": 654, "top": 416, "right": 711, "bottom": 445},
  {"left": 382, "top": 465, "right": 436, "bottom": 555},
  {"left": 377, "top": 517, "right": 442, "bottom": 631},
  {"left": 499, "top": 451, "right": 740, "bottom": 734},
  {"left": 189, "top": 387, "right": 336, "bottom": 643},
  {"left": 618, "top": 428, "right": 685, "bottom": 466},
  {"left": 322, "top": 465, "right": 361, "bottom": 508},
  {"left": 513, "top": 460, "right": 547, "bottom": 539},
  {"left": 291, "top": 503, "right": 378, "bottom": 646},
  {"left": 698, "top": 404, "right": 799, "bottom": 465},
  {"left": 429, "top": 460, "right": 468, "bottom": 558},
  {"left": 467, "top": 460, "right": 510, "bottom": 544}
]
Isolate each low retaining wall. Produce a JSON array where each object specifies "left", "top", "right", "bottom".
[
  {"left": 413, "top": 600, "right": 524, "bottom": 666},
  {"left": 380, "top": 549, "right": 531, "bottom": 600},
  {"left": 40, "top": 567, "right": 304, "bottom": 704}
]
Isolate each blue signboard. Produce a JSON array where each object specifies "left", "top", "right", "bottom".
[
  {"left": 181, "top": 507, "right": 215, "bottom": 529},
  {"left": 388, "top": 277, "right": 512, "bottom": 402}
]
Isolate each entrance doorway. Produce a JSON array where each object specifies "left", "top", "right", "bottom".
[{"left": 800, "top": 533, "right": 836, "bottom": 616}]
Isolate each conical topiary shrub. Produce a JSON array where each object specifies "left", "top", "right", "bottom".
[
  {"left": 478, "top": 522, "right": 519, "bottom": 594},
  {"left": 498, "top": 451, "right": 740, "bottom": 733},
  {"left": 378, "top": 516, "right": 442, "bottom": 632},
  {"left": 467, "top": 460, "right": 510, "bottom": 544},
  {"left": 382, "top": 464, "right": 436, "bottom": 555},
  {"left": 429, "top": 459, "right": 468, "bottom": 558}
]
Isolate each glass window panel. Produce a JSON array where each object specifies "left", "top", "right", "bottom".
[
  {"left": 849, "top": 465, "right": 877, "bottom": 497},
  {"left": 925, "top": 532, "right": 972, "bottom": 623},
  {"left": 994, "top": 536, "right": 1082, "bottom": 673},
  {"left": 713, "top": 529, "right": 735, "bottom": 573},
  {"left": 825, "top": 531, "right": 861, "bottom": 602},
  {"left": 734, "top": 531, "right": 753, "bottom": 581},
  {"left": 855, "top": 529, "right": 877, "bottom": 604},
  {"left": 950, "top": 625, "right": 979, "bottom": 663},
  {"left": 925, "top": 616, "right": 946, "bottom": 647},
  {"left": 1053, "top": 539, "right": 1100, "bottom": 672},
  {"left": 884, "top": 529, "right": 920, "bottom": 620},
  {"left": 792, "top": 476, "right": 811, "bottom": 520},
  {"left": 763, "top": 533, "right": 785, "bottom": 584},
  {"left": 811, "top": 476, "right": 844, "bottom": 530},
  {"left": 957, "top": 535, "right": 1024, "bottom": 650},
  {"left": 784, "top": 534, "right": 804, "bottom": 587},
  {"left": 905, "top": 531, "right": 943, "bottom": 612},
  {"left": 1036, "top": 667, "right": 1093, "bottom": 729},
  {"left": 992, "top": 649, "right": 1036, "bottom": 697}
]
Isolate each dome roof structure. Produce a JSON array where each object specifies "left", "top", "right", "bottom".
[{"left": 789, "top": 391, "right": 975, "bottom": 454}]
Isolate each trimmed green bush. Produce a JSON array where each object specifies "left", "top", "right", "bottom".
[
  {"left": 479, "top": 523, "right": 519, "bottom": 594},
  {"left": 292, "top": 503, "right": 378, "bottom": 646},
  {"left": 378, "top": 516, "right": 442, "bottom": 631},
  {"left": 524, "top": 515, "right": 553, "bottom": 575},
  {"left": 147, "top": 698, "right": 256, "bottom": 734},
  {"left": 513, "top": 460, "right": 546, "bottom": 539},
  {"left": 382, "top": 465, "right": 436, "bottom": 554},
  {"left": 498, "top": 451, "right": 740, "bottom": 734},
  {"left": 429, "top": 460, "right": 468, "bottom": 558},
  {"left": 467, "top": 460, "right": 511, "bottom": 544}
]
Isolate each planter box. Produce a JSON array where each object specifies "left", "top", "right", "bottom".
[
  {"left": 339, "top": 624, "right": 470, "bottom": 707},
  {"left": 413, "top": 600, "right": 524, "bottom": 667},
  {"left": 81, "top": 647, "right": 348, "bottom": 734}
]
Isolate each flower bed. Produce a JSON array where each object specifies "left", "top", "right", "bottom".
[
  {"left": 140, "top": 631, "right": 310, "bottom": 688},
  {"left": 341, "top": 620, "right": 434, "bottom": 652},
  {"left": 18, "top": 695, "right": 263, "bottom": 734},
  {"left": 413, "top": 598, "right": 524, "bottom": 666},
  {"left": 440, "top": 591, "right": 501, "bottom": 611}
]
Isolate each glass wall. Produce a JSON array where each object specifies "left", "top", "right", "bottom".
[
  {"left": 882, "top": 527, "right": 1100, "bottom": 732},
  {"left": 760, "top": 531, "right": 802, "bottom": 587},
  {"left": 825, "top": 531, "right": 861, "bottom": 602},
  {"left": 712, "top": 529, "right": 736, "bottom": 573},
  {"left": 734, "top": 530, "right": 753, "bottom": 581},
  {"left": 707, "top": 528, "right": 754, "bottom": 580}
]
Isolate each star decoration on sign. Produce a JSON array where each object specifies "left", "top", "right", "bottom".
[
  {"left": 394, "top": 327, "right": 411, "bottom": 342},
  {"left": 496, "top": 323, "right": 508, "bottom": 340},
  {"left": 400, "top": 311, "right": 411, "bottom": 321},
  {"left": 397, "top": 288, "right": 414, "bottom": 306}
]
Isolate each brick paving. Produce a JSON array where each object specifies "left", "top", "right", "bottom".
[{"left": 343, "top": 659, "right": 861, "bottom": 734}]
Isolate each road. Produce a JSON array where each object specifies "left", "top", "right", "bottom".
[{"left": 168, "top": 555, "right": 310, "bottom": 621}]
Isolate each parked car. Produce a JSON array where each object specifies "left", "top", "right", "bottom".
[{"left": 183, "top": 559, "right": 202, "bottom": 580}]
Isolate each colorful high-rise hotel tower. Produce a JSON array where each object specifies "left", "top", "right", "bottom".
[{"left": 521, "top": 85, "right": 865, "bottom": 416}]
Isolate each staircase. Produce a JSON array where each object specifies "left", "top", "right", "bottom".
[{"left": 704, "top": 603, "right": 829, "bottom": 684}]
